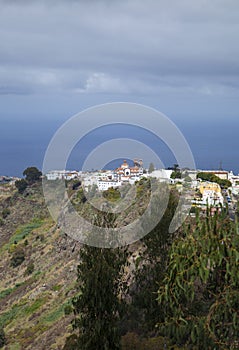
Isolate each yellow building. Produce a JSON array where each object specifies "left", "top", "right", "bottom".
[
  {"left": 198, "top": 181, "right": 223, "bottom": 207},
  {"left": 199, "top": 182, "right": 221, "bottom": 195}
]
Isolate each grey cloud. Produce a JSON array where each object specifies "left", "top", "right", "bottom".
[{"left": 0, "top": 0, "right": 239, "bottom": 95}]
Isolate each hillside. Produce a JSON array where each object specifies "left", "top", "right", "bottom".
[
  {"left": 0, "top": 182, "right": 81, "bottom": 350},
  {"left": 0, "top": 179, "right": 153, "bottom": 350}
]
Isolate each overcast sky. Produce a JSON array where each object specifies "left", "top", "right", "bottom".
[{"left": 0, "top": 0, "right": 239, "bottom": 174}]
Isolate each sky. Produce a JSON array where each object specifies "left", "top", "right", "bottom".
[{"left": 0, "top": 0, "right": 239, "bottom": 176}]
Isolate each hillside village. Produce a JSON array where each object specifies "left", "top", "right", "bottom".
[{"left": 43, "top": 159, "right": 239, "bottom": 212}]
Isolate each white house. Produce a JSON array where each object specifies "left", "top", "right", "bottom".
[
  {"left": 97, "top": 171, "right": 121, "bottom": 191},
  {"left": 82, "top": 173, "right": 98, "bottom": 191},
  {"left": 45, "top": 170, "right": 79, "bottom": 181},
  {"left": 97, "top": 179, "right": 122, "bottom": 191}
]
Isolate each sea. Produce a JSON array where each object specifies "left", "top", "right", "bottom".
[{"left": 1, "top": 118, "right": 238, "bottom": 177}]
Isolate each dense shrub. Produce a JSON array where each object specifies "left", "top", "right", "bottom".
[
  {"left": 64, "top": 304, "right": 72, "bottom": 315},
  {"left": 15, "top": 179, "right": 28, "bottom": 193},
  {"left": 24, "top": 262, "right": 34, "bottom": 275},
  {"left": 10, "top": 247, "right": 25, "bottom": 267}
]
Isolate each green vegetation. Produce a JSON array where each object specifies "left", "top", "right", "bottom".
[
  {"left": 25, "top": 297, "right": 47, "bottom": 315},
  {"left": 170, "top": 170, "right": 182, "bottom": 179},
  {"left": 10, "top": 246, "right": 25, "bottom": 267},
  {"left": 0, "top": 326, "right": 6, "bottom": 348},
  {"left": 103, "top": 187, "right": 121, "bottom": 201},
  {"left": 0, "top": 282, "right": 26, "bottom": 301},
  {"left": 43, "top": 303, "right": 66, "bottom": 324},
  {"left": 121, "top": 333, "right": 182, "bottom": 350},
  {"left": 157, "top": 210, "right": 239, "bottom": 349},
  {"left": 197, "top": 171, "right": 232, "bottom": 188},
  {"left": 66, "top": 178, "right": 239, "bottom": 349},
  {"left": 9, "top": 218, "right": 43, "bottom": 246},
  {"left": 148, "top": 162, "right": 155, "bottom": 173},
  {"left": 76, "top": 188, "right": 87, "bottom": 203},
  {"left": 0, "top": 287, "right": 16, "bottom": 300},
  {"left": 71, "top": 213, "right": 128, "bottom": 350},
  {"left": 64, "top": 304, "right": 73, "bottom": 316},
  {"left": 135, "top": 177, "right": 151, "bottom": 197},
  {"left": 51, "top": 284, "right": 61, "bottom": 292},
  {"left": 62, "top": 334, "right": 78, "bottom": 350},
  {"left": 24, "top": 262, "right": 35, "bottom": 275},
  {"left": 0, "top": 303, "right": 24, "bottom": 328},
  {"left": 15, "top": 179, "right": 28, "bottom": 193},
  {"left": 15, "top": 166, "right": 42, "bottom": 193},
  {"left": 126, "top": 190, "right": 179, "bottom": 335},
  {"left": 169, "top": 164, "right": 182, "bottom": 179},
  {"left": 23, "top": 167, "right": 42, "bottom": 184}
]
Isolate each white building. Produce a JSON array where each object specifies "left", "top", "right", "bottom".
[
  {"left": 82, "top": 173, "right": 98, "bottom": 191},
  {"left": 147, "top": 169, "right": 173, "bottom": 183},
  {"left": 45, "top": 170, "right": 79, "bottom": 181},
  {"left": 97, "top": 179, "right": 122, "bottom": 191},
  {"left": 192, "top": 181, "right": 224, "bottom": 207},
  {"left": 115, "top": 159, "right": 144, "bottom": 182},
  {"left": 228, "top": 171, "right": 239, "bottom": 185},
  {"left": 201, "top": 190, "right": 224, "bottom": 206},
  {"left": 96, "top": 171, "right": 121, "bottom": 191}
]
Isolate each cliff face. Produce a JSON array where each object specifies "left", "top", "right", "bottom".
[{"left": 0, "top": 182, "right": 80, "bottom": 350}]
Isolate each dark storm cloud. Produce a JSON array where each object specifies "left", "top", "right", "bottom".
[{"left": 0, "top": 0, "right": 239, "bottom": 95}]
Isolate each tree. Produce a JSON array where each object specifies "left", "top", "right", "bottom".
[
  {"left": 168, "top": 164, "right": 179, "bottom": 172},
  {"left": 157, "top": 209, "right": 239, "bottom": 349},
  {"left": 15, "top": 179, "right": 27, "bottom": 193},
  {"left": 71, "top": 213, "right": 128, "bottom": 350},
  {"left": 148, "top": 163, "right": 155, "bottom": 173},
  {"left": 23, "top": 167, "right": 42, "bottom": 184},
  {"left": 128, "top": 189, "right": 179, "bottom": 335},
  {"left": 197, "top": 172, "right": 232, "bottom": 189},
  {"left": 173, "top": 163, "right": 179, "bottom": 172},
  {"left": 170, "top": 170, "right": 181, "bottom": 179}
]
